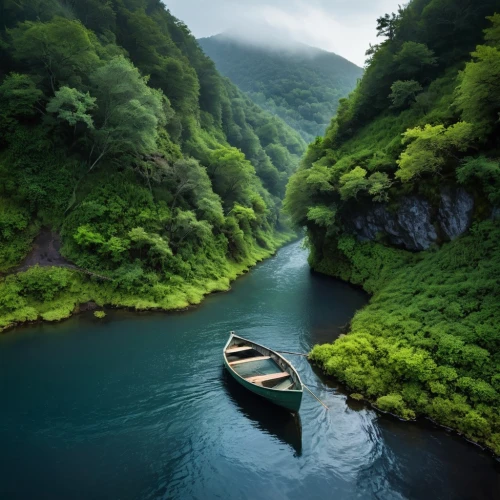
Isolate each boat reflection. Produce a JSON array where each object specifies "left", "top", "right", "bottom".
[{"left": 222, "top": 368, "right": 303, "bottom": 456}]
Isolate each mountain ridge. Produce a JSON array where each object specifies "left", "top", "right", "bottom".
[
  {"left": 204, "top": 31, "right": 357, "bottom": 60},
  {"left": 199, "top": 33, "right": 363, "bottom": 141}
]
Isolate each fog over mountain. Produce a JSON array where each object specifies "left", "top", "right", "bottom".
[
  {"left": 216, "top": 24, "right": 316, "bottom": 54},
  {"left": 164, "top": 0, "right": 403, "bottom": 66},
  {"left": 199, "top": 32, "right": 363, "bottom": 141}
]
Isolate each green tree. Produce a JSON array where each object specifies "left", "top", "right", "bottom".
[
  {"left": 87, "top": 56, "right": 167, "bottom": 170},
  {"left": 307, "top": 205, "right": 338, "bottom": 234},
  {"left": 455, "top": 42, "right": 500, "bottom": 129},
  {"left": 209, "top": 147, "right": 255, "bottom": 207},
  {"left": 117, "top": 7, "right": 199, "bottom": 116},
  {"left": 376, "top": 13, "right": 399, "bottom": 41},
  {"left": 396, "top": 122, "right": 476, "bottom": 182},
  {"left": 484, "top": 13, "right": 500, "bottom": 45},
  {"left": 284, "top": 163, "right": 334, "bottom": 226},
  {"left": 46, "top": 86, "right": 95, "bottom": 129},
  {"left": 0, "top": 73, "right": 43, "bottom": 130},
  {"left": 457, "top": 156, "right": 500, "bottom": 205},
  {"left": 231, "top": 204, "right": 257, "bottom": 233},
  {"left": 128, "top": 227, "right": 172, "bottom": 269},
  {"left": 368, "top": 172, "right": 392, "bottom": 202},
  {"left": 170, "top": 210, "right": 212, "bottom": 249},
  {"left": 9, "top": 17, "right": 100, "bottom": 92},
  {"left": 265, "top": 143, "right": 290, "bottom": 172},
  {"left": 339, "top": 166, "right": 369, "bottom": 200},
  {"left": 64, "top": 0, "right": 117, "bottom": 35},
  {"left": 163, "top": 158, "right": 224, "bottom": 225},
  {"left": 376, "top": 394, "right": 416, "bottom": 420},
  {"left": 393, "top": 42, "right": 437, "bottom": 79},
  {"left": 389, "top": 80, "right": 423, "bottom": 109}
]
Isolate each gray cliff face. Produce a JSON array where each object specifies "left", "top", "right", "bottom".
[
  {"left": 351, "top": 197, "right": 437, "bottom": 251},
  {"left": 438, "top": 187, "right": 474, "bottom": 240},
  {"left": 348, "top": 187, "right": 474, "bottom": 251}
]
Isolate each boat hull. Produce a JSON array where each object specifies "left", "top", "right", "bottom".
[{"left": 223, "top": 334, "right": 303, "bottom": 413}]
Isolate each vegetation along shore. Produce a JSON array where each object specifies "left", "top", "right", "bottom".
[{"left": 285, "top": 1, "right": 500, "bottom": 455}]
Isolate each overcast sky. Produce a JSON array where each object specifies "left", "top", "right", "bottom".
[{"left": 164, "top": 0, "right": 403, "bottom": 66}]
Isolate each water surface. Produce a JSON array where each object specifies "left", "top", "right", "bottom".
[{"left": 1, "top": 241, "right": 499, "bottom": 499}]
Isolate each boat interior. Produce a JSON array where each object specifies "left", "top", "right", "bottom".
[{"left": 225, "top": 342, "right": 296, "bottom": 391}]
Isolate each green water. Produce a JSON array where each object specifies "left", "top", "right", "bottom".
[{"left": 1, "top": 241, "right": 499, "bottom": 499}]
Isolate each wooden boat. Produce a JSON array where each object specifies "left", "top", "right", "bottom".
[{"left": 223, "top": 332, "right": 303, "bottom": 413}]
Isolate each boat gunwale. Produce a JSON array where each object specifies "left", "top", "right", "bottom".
[{"left": 223, "top": 332, "right": 303, "bottom": 393}]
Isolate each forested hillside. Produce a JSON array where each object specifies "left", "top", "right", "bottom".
[
  {"left": 285, "top": 0, "right": 500, "bottom": 454},
  {"left": 199, "top": 35, "right": 363, "bottom": 142},
  {"left": 0, "top": 0, "right": 305, "bottom": 330}
]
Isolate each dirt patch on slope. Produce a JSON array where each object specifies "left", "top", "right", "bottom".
[{"left": 15, "top": 228, "right": 73, "bottom": 272}]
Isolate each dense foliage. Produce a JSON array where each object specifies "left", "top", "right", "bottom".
[
  {"left": 199, "top": 35, "right": 363, "bottom": 142},
  {"left": 0, "top": 0, "right": 305, "bottom": 329},
  {"left": 311, "top": 222, "right": 500, "bottom": 453},
  {"left": 285, "top": 0, "right": 500, "bottom": 453}
]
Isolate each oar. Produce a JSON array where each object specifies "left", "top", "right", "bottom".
[
  {"left": 277, "top": 350, "right": 309, "bottom": 357},
  {"left": 275, "top": 351, "right": 328, "bottom": 408},
  {"left": 303, "top": 383, "right": 329, "bottom": 410},
  {"left": 274, "top": 347, "right": 328, "bottom": 409}
]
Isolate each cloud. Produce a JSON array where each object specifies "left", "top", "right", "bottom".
[
  {"left": 258, "top": 2, "right": 367, "bottom": 62},
  {"left": 164, "top": 0, "right": 402, "bottom": 66}
]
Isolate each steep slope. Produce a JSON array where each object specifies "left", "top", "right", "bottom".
[
  {"left": 0, "top": 0, "right": 305, "bottom": 330},
  {"left": 285, "top": 0, "right": 500, "bottom": 454},
  {"left": 199, "top": 34, "right": 363, "bottom": 142}
]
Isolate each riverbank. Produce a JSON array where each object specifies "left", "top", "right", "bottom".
[
  {"left": 0, "top": 230, "right": 296, "bottom": 334},
  {"left": 308, "top": 220, "right": 500, "bottom": 456},
  {"left": 312, "top": 362, "right": 500, "bottom": 460}
]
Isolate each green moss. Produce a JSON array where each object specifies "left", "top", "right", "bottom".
[
  {"left": 94, "top": 311, "right": 106, "bottom": 319},
  {"left": 350, "top": 393, "right": 364, "bottom": 401}
]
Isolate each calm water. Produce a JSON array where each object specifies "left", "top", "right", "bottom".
[{"left": 1, "top": 241, "right": 499, "bottom": 499}]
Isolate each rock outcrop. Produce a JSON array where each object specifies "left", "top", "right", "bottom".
[
  {"left": 438, "top": 187, "right": 474, "bottom": 241},
  {"left": 348, "top": 186, "right": 474, "bottom": 251}
]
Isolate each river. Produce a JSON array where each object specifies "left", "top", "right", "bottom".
[{"left": 1, "top": 241, "right": 499, "bottom": 499}]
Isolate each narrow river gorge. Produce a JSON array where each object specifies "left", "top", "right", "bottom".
[{"left": 1, "top": 241, "right": 499, "bottom": 499}]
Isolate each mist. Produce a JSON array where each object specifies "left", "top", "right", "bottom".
[
  {"left": 211, "top": 23, "right": 330, "bottom": 58},
  {"left": 164, "top": 0, "right": 403, "bottom": 66}
]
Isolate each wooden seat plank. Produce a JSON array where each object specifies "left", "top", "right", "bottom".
[
  {"left": 226, "top": 346, "right": 254, "bottom": 354},
  {"left": 245, "top": 372, "right": 289, "bottom": 384},
  {"left": 272, "top": 379, "right": 295, "bottom": 391},
  {"left": 229, "top": 356, "right": 270, "bottom": 366}
]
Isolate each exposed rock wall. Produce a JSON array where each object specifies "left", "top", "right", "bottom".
[
  {"left": 347, "top": 186, "right": 474, "bottom": 251},
  {"left": 438, "top": 187, "right": 475, "bottom": 241}
]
